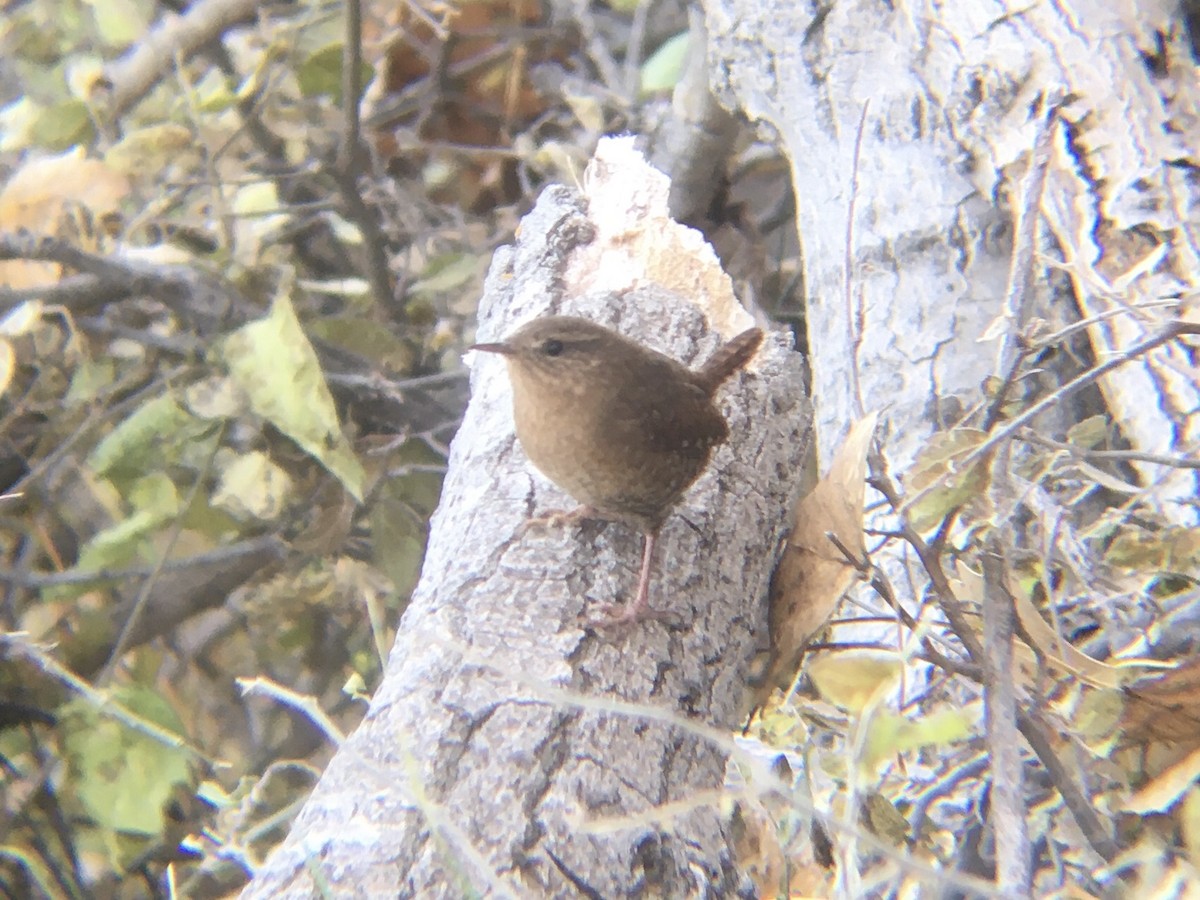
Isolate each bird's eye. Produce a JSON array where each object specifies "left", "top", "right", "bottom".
[{"left": 541, "top": 339, "right": 565, "bottom": 357}]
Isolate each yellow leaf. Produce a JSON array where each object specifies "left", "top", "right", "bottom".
[
  {"left": 905, "top": 428, "right": 990, "bottom": 533},
  {"left": 0, "top": 340, "right": 13, "bottom": 397},
  {"left": 212, "top": 450, "right": 293, "bottom": 521},
  {"left": 808, "top": 651, "right": 900, "bottom": 714},
  {"left": 222, "top": 291, "right": 365, "bottom": 501}
]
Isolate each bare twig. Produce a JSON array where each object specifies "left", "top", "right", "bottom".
[
  {"left": 324, "top": 0, "right": 397, "bottom": 318},
  {"left": 983, "top": 102, "right": 1058, "bottom": 432},
  {"left": 328, "top": 161, "right": 399, "bottom": 322},
  {"left": 101, "top": 0, "right": 261, "bottom": 119},
  {"left": 981, "top": 537, "right": 1031, "bottom": 896},
  {"left": 0, "top": 536, "right": 286, "bottom": 589},
  {"left": 1020, "top": 430, "right": 1200, "bottom": 470},
  {"left": 96, "top": 425, "right": 225, "bottom": 685},
  {"left": 339, "top": 0, "right": 365, "bottom": 177},
  {"left": 974, "top": 103, "right": 1062, "bottom": 896},
  {"left": 845, "top": 102, "right": 870, "bottom": 420},
  {"left": 869, "top": 449, "right": 1121, "bottom": 863},
  {"left": 0, "top": 231, "right": 246, "bottom": 332},
  {"left": 965, "top": 319, "right": 1200, "bottom": 474},
  {"left": 621, "top": 0, "right": 652, "bottom": 102}
]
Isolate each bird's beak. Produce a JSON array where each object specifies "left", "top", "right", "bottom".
[{"left": 468, "top": 342, "right": 514, "bottom": 356}]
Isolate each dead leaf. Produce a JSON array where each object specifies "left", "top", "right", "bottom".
[
  {"left": 1008, "top": 567, "right": 1173, "bottom": 690},
  {"left": 1124, "top": 744, "right": 1200, "bottom": 814},
  {"left": 0, "top": 148, "right": 130, "bottom": 289},
  {"left": 1121, "top": 658, "right": 1200, "bottom": 746},
  {"left": 949, "top": 560, "right": 1174, "bottom": 695},
  {"left": 757, "top": 412, "right": 879, "bottom": 707}
]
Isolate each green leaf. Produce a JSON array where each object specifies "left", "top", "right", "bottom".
[
  {"left": 640, "top": 31, "right": 690, "bottom": 95},
  {"left": 85, "top": 0, "right": 153, "bottom": 48},
  {"left": 371, "top": 438, "right": 444, "bottom": 594},
  {"left": 1066, "top": 414, "right": 1109, "bottom": 450},
  {"left": 808, "top": 651, "right": 901, "bottom": 713},
  {"left": 66, "top": 356, "right": 117, "bottom": 405},
  {"left": 864, "top": 707, "right": 975, "bottom": 771},
  {"left": 193, "top": 69, "right": 238, "bottom": 113},
  {"left": 88, "top": 393, "right": 198, "bottom": 479},
  {"left": 222, "top": 292, "right": 365, "bottom": 501},
  {"left": 297, "top": 43, "right": 371, "bottom": 104},
  {"left": 73, "top": 473, "right": 180, "bottom": 573},
  {"left": 1107, "top": 525, "right": 1200, "bottom": 571},
  {"left": 409, "top": 252, "right": 481, "bottom": 298},
  {"left": 906, "top": 428, "right": 990, "bottom": 533},
  {"left": 305, "top": 316, "right": 414, "bottom": 371},
  {"left": 104, "top": 123, "right": 195, "bottom": 176},
  {"left": 62, "top": 684, "right": 191, "bottom": 837},
  {"left": 28, "top": 98, "right": 92, "bottom": 151}
]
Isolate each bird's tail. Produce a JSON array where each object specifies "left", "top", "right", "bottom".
[{"left": 695, "top": 327, "right": 764, "bottom": 395}]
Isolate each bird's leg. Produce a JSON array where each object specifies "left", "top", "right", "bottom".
[{"left": 589, "top": 529, "right": 678, "bottom": 627}]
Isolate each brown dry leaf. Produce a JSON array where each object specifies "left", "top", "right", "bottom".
[
  {"left": 862, "top": 791, "right": 909, "bottom": 846},
  {"left": 949, "top": 561, "right": 1173, "bottom": 695},
  {"left": 362, "top": 1, "right": 557, "bottom": 208},
  {"left": 1179, "top": 291, "right": 1200, "bottom": 326},
  {"left": 0, "top": 339, "right": 13, "bottom": 397},
  {"left": 1008, "top": 569, "right": 1173, "bottom": 690},
  {"left": 758, "top": 412, "right": 879, "bottom": 705},
  {"left": 730, "top": 796, "right": 832, "bottom": 899},
  {"left": 1123, "top": 744, "right": 1200, "bottom": 814},
  {"left": 0, "top": 148, "right": 130, "bottom": 289},
  {"left": 1121, "top": 657, "right": 1200, "bottom": 746}
]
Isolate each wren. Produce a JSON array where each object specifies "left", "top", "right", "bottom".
[{"left": 471, "top": 315, "right": 763, "bottom": 626}]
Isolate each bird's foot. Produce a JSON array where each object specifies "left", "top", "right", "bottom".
[{"left": 586, "top": 600, "right": 682, "bottom": 630}]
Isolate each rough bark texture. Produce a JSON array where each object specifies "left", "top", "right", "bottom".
[
  {"left": 705, "top": 0, "right": 1199, "bottom": 524},
  {"left": 242, "top": 156, "right": 810, "bottom": 897}
]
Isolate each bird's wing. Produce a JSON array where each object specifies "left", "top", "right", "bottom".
[{"left": 603, "top": 356, "right": 727, "bottom": 458}]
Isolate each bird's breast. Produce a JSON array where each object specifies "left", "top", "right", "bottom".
[{"left": 508, "top": 373, "right": 717, "bottom": 527}]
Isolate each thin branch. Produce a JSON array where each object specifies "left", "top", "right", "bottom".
[
  {"left": 96, "top": 424, "right": 225, "bottom": 685},
  {"left": 328, "top": 162, "right": 399, "bottom": 322},
  {"left": 962, "top": 319, "right": 1200, "bottom": 475},
  {"left": 983, "top": 101, "right": 1058, "bottom": 431},
  {"left": 1020, "top": 430, "right": 1200, "bottom": 470},
  {"left": 869, "top": 448, "right": 1121, "bottom": 863},
  {"left": 981, "top": 538, "right": 1032, "bottom": 895},
  {"left": 845, "top": 102, "right": 870, "bottom": 420},
  {"left": 338, "top": 0, "right": 365, "bottom": 176},
  {"left": 1014, "top": 708, "right": 1119, "bottom": 860},
  {"left": 0, "top": 536, "right": 285, "bottom": 589},
  {"left": 101, "top": 0, "right": 260, "bottom": 119}
]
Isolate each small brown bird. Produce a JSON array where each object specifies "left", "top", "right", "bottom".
[{"left": 471, "top": 315, "right": 763, "bottom": 625}]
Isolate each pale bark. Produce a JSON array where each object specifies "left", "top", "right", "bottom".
[
  {"left": 705, "top": 0, "right": 1199, "bottom": 524},
  {"left": 242, "top": 148, "right": 810, "bottom": 897}
]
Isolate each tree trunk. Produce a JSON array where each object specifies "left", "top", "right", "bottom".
[
  {"left": 705, "top": 0, "right": 1198, "bottom": 523},
  {"left": 242, "top": 141, "right": 810, "bottom": 897}
]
